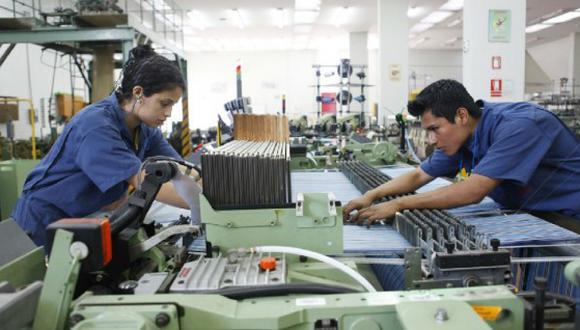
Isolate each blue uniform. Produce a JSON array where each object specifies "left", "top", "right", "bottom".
[
  {"left": 12, "top": 94, "right": 180, "bottom": 246},
  {"left": 421, "top": 101, "right": 580, "bottom": 219}
]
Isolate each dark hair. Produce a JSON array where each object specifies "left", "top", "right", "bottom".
[
  {"left": 407, "top": 79, "right": 481, "bottom": 123},
  {"left": 116, "top": 45, "right": 185, "bottom": 101}
]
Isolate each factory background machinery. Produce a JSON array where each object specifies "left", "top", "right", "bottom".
[
  {"left": 0, "top": 112, "right": 578, "bottom": 330},
  {"left": 1, "top": 2, "right": 580, "bottom": 329}
]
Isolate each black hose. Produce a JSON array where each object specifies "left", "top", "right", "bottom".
[
  {"left": 201, "top": 283, "right": 359, "bottom": 300},
  {"left": 109, "top": 205, "right": 141, "bottom": 234}
]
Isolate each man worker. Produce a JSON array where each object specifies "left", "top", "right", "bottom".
[{"left": 343, "top": 79, "right": 580, "bottom": 223}]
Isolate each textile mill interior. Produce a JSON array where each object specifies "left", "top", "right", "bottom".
[{"left": 0, "top": 0, "right": 580, "bottom": 329}]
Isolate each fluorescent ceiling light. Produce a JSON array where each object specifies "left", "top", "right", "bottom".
[
  {"left": 230, "top": 8, "right": 245, "bottom": 29},
  {"left": 292, "top": 42, "right": 308, "bottom": 50},
  {"left": 410, "top": 23, "right": 433, "bottom": 33},
  {"left": 407, "top": 6, "right": 423, "bottom": 18},
  {"left": 185, "top": 37, "right": 203, "bottom": 45},
  {"left": 445, "top": 37, "right": 460, "bottom": 45},
  {"left": 411, "top": 37, "right": 429, "bottom": 47},
  {"left": 294, "top": 35, "right": 309, "bottom": 43},
  {"left": 447, "top": 18, "right": 462, "bottom": 27},
  {"left": 333, "top": 6, "right": 350, "bottom": 27},
  {"left": 295, "top": 0, "right": 320, "bottom": 11},
  {"left": 208, "top": 39, "right": 222, "bottom": 48},
  {"left": 440, "top": 0, "right": 464, "bottom": 11},
  {"left": 294, "top": 24, "right": 312, "bottom": 33},
  {"left": 294, "top": 10, "right": 319, "bottom": 24},
  {"left": 421, "top": 11, "right": 453, "bottom": 24},
  {"left": 273, "top": 8, "right": 286, "bottom": 29},
  {"left": 274, "top": 38, "right": 290, "bottom": 50},
  {"left": 188, "top": 10, "right": 207, "bottom": 30},
  {"left": 525, "top": 23, "right": 552, "bottom": 33},
  {"left": 542, "top": 10, "right": 580, "bottom": 24},
  {"left": 153, "top": 0, "right": 171, "bottom": 10}
]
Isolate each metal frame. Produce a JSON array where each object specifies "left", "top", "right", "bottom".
[{"left": 0, "top": 26, "right": 134, "bottom": 43}]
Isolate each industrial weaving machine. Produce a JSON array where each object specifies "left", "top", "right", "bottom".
[{"left": 0, "top": 115, "right": 578, "bottom": 329}]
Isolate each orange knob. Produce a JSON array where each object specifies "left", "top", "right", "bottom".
[{"left": 259, "top": 256, "right": 277, "bottom": 271}]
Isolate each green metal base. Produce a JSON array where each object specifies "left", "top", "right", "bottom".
[
  {"left": 289, "top": 141, "right": 400, "bottom": 170},
  {"left": 0, "top": 246, "right": 45, "bottom": 289},
  {"left": 0, "top": 159, "right": 40, "bottom": 219},
  {"left": 201, "top": 193, "right": 343, "bottom": 255},
  {"left": 70, "top": 285, "right": 524, "bottom": 330}
]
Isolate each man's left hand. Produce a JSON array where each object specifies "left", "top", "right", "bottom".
[{"left": 357, "top": 200, "right": 403, "bottom": 224}]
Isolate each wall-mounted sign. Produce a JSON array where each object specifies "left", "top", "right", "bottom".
[
  {"left": 488, "top": 10, "right": 511, "bottom": 43},
  {"left": 492, "top": 56, "right": 502, "bottom": 70},
  {"left": 389, "top": 64, "right": 401, "bottom": 81},
  {"left": 321, "top": 92, "right": 336, "bottom": 114},
  {"left": 490, "top": 79, "right": 502, "bottom": 97}
]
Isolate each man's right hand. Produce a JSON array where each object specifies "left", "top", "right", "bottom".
[{"left": 342, "top": 195, "right": 374, "bottom": 222}]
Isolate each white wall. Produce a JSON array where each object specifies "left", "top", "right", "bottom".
[
  {"left": 0, "top": 44, "right": 75, "bottom": 139},
  {"left": 525, "top": 51, "right": 552, "bottom": 94},
  {"left": 409, "top": 49, "right": 463, "bottom": 87},
  {"left": 185, "top": 49, "right": 351, "bottom": 130},
  {"left": 186, "top": 48, "right": 462, "bottom": 130},
  {"left": 377, "top": 0, "right": 409, "bottom": 122},
  {"left": 527, "top": 37, "right": 571, "bottom": 85},
  {"left": 2, "top": 44, "right": 464, "bottom": 136}
]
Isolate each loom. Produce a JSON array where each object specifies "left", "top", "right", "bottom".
[
  {"left": 1, "top": 158, "right": 531, "bottom": 329},
  {"left": 1, "top": 115, "right": 578, "bottom": 329},
  {"left": 308, "top": 161, "right": 580, "bottom": 319},
  {"left": 195, "top": 114, "right": 577, "bottom": 327},
  {"left": 289, "top": 135, "right": 401, "bottom": 170}
]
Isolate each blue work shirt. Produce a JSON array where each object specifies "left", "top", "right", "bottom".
[
  {"left": 421, "top": 101, "right": 580, "bottom": 219},
  {"left": 12, "top": 94, "right": 181, "bottom": 246}
]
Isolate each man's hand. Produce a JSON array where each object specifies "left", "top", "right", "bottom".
[
  {"left": 343, "top": 195, "right": 374, "bottom": 221},
  {"left": 356, "top": 200, "right": 403, "bottom": 224}
]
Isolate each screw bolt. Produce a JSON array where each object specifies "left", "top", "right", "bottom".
[
  {"left": 490, "top": 238, "right": 501, "bottom": 251},
  {"left": 69, "top": 314, "right": 85, "bottom": 327},
  {"left": 155, "top": 312, "right": 170, "bottom": 327},
  {"left": 434, "top": 308, "right": 449, "bottom": 322}
]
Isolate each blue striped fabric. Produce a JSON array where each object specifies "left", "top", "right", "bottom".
[
  {"left": 512, "top": 246, "right": 580, "bottom": 311},
  {"left": 343, "top": 225, "right": 411, "bottom": 254},
  {"left": 175, "top": 167, "right": 580, "bottom": 297},
  {"left": 460, "top": 213, "right": 580, "bottom": 247},
  {"left": 291, "top": 171, "right": 362, "bottom": 203}
]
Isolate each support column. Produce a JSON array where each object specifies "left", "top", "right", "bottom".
[
  {"left": 463, "top": 0, "right": 526, "bottom": 101},
  {"left": 568, "top": 32, "right": 580, "bottom": 96},
  {"left": 378, "top": 0, "right": 408, "bottom": 125},
  {"left": 178, "top": 57, "right": 191, "bottom": 158},
  {"left": 92, "top": 45, "right": 115, "bottom": 102}
]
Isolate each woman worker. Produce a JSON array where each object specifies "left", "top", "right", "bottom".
[{"left": 12, "top": 45, "right": 190, "bottom": 246}]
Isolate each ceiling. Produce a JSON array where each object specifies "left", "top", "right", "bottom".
[{"left": 174, "top": 0, "right": 580, "bottom": 52}]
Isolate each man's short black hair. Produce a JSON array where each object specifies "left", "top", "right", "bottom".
[{"left": 408, "top": 79, "right": 481, "bottom": 123}]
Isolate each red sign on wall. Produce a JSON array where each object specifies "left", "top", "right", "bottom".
[
  {"left": 490, "top": 79, "right": 502, "bottom": 97},
  {"left": 321, "top": 92, "right": 336, "bottom": 114},
  {"left": 491, "top": 56, "right": 501, "bottom": 70}
]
